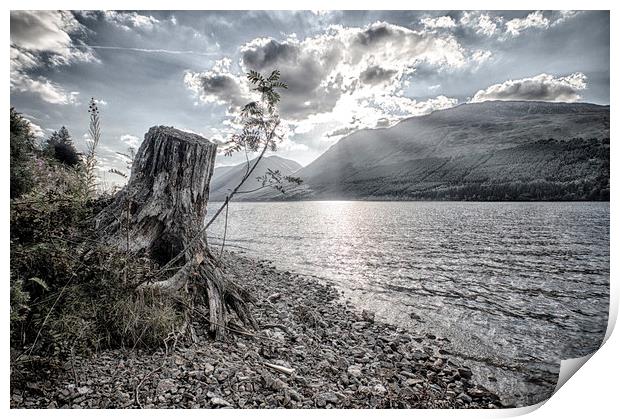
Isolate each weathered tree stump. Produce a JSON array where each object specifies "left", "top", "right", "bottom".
[{"left": 94, "top": 126, "right": 254, "bottom": 338}]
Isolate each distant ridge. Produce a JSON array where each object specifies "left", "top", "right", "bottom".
[
  {"left": 209, "top": 155, "right": 302, "bottom": 201},
  {"left": 239, "top": 101, "right": 609, "bottom": 201}
]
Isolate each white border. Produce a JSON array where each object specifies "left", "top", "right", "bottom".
[{"left": 3, "top": 2, "right": 616, "bottom": 418}]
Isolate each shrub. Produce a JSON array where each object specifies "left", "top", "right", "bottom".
[
  {"left": 10, "top": 108, "right": 36, "bottom": 199},
  {"left": 45, "top": 126, "right": 81, "bottom": 167},
  {"left": 10, "top": 106, "right": 182, "bottom": 360}
]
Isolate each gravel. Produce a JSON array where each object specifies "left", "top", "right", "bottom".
[{"left": 10, "top": 252, "right": 504, "bottom": 409}]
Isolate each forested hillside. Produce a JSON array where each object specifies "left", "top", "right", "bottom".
[
  {"left": 209, "top": 156, "right": 302, "bottom": 201},
  {"left": 240, "top": 101, "right": 609, "bottom": 201}
]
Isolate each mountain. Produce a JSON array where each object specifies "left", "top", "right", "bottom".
[
  {"left": 209, "top": 155, "right": 302, "bottom": 201},
  {"left": 248, "top": 101, "right": 609, "bottom": 201}
]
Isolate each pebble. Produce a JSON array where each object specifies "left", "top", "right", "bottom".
[
  {"left": 347, "top": 365, "right": 363, "bottom": 378},
  {"left": 458, "top": 367, "right": 473, "bottom": 379},
  {"left": 204, "top": 364, "right": 215, "bottom": 375},
  {"left": 210, "top": 397, "right": 232, "bottom": 407},
  {"left": 10, "top": 253, "right": 503, "bottom": 410},
  {"left": 156, "top": 378, "right": 176, "bottom": 395},
  {"left": 373, "top": 384, "right": 387, "bottom": 395},
  {"left": 317, "top": 391, "right": 339, "bottom": 406},
  {"left": 457, "top": 392, "right": 473, "bottom": 403},
  {"left": 406, "top": 378, "right": 424, "bottom": 386}
]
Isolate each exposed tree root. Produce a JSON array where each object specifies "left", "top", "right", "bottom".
[{"left": 93, "top": 126, "right": 256, "bottom": 340}]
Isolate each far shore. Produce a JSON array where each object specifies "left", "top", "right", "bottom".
[{"left": 208, "top": 199, "right": 610, "bottom": 203}]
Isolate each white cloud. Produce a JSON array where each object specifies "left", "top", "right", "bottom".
[
  {"left": 505, "top": 11, "right": 549, "bottom": 36},
  {"left": 278, "top": 138, "right": 310, "bottom": 152},
  {"left": 420, "top": 16, "right": 457, "bottom": 30},
  {"left": 476, "top": 14, "right": 500, "bottom": 37},
  {"left": 10, "top": 72, "right": 80, "bottom": 105},
  {"left": 184, "top": 21, "right": 474, "bottom": 155},
  {"left": 10, "top": 11, "right": 96, "bottom": 67},
  {"left": 309, "top": 93, "right": 459, "bottom": 143},
  {"left": 102, "top": 11, "right": 160, "bottom": 31},
  {"left": 23, "top": 117, "right": 45, "bottom": 138},
  {"left": 10, "top": 47, "right": 38, "bottom": 73},
  {"left": 471, "top": 73, "right": 587, "bottom": 103},
  {"left": 551, "top": 10, "right": 581, "bottom": 27},
  {"left": 184, "top": 57, "right": 252, "bottom": 108},
  {"left": 471, "top": 50, "right": 493, "bottom": 65},
  {"left": 10, "top": 11, "right": 94, "bottom": 105},
  {"left": 186, "top": 21, "right": 474, "bottom": 121},
  {"left": 120, "top": 134, "right": 141, "bottom": 149},
  {"left": 310, "top": 10, "right": 331, "bottom": 16}
]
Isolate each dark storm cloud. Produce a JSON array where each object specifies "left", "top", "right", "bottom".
[
  {"left": 184, "top": 61, "right": 249, "bottom": 109},
  {"left": 359, "top": 66, "right": 398, "bottom": 85},
  {"left": 186, "top": 19, "right": 473, "bottom": 121},
  {"left": 241, "top": 39, "right": 299, "bottom": 70},
  {"left": 198, "top": 75, "right": 241, "bottom": 98},
  {"left": 353, "top": 22, "right": 394, "bottom": 46},
  {"left": 239, "top": 37, "right": 343, "bottom": 119}
]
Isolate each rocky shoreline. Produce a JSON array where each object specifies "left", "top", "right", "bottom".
[{"left": 11, "top": 252, "right": 503, "bottom": 409}]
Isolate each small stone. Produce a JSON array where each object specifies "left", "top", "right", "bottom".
[
  {"left": 352, "top": 322, "right": 367, "bottom": 330},
  {"left": 156, "top": 378, "right": 176, "bottom": 395},
  {"left": 458, "top": 392, "right": 473, "bottom": 403},
  {"left": 317, "top": 391, "right": 339, "bottom": 406},
  {"left": 347, "top": 365, "right": 363, "bottom": 378},
  {"left": 204, "top": 364, "right": 215, "bottom": 375},
  {"left": 77, "top": 386, "right": 91, "bottom": 395},
  {"left": 361, "top": 310, "right": 375, "bottom": 323},
  {"left": 271, "top": 378, "right": 287, "bottom": 391},
  {"left": 189, "top": 370, "right": 206, "bottom": 381},
  {"left": 210, "top": 397, "right": 231, "bottom": 407},
  {"left": 458, "top": 367, "right": 473, "bottom": 379},
  {"left": 467, "top": 387, "right": 488, "bottom": 398},
  {"left": 406, "top": 378, "right": 424, "bottom": 386},
  {"left": 215, "top": 370, "right": 229, "bottom": 382},
  {"left": 290, "top": 390, "right": 302, "bottom": 401},
  {"left": 372, "top": 384, "right": 387, "bottom": 395}
]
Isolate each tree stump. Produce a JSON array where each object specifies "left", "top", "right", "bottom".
[{"left": 94, "top": 126, "right": 254, "bottom": 338}]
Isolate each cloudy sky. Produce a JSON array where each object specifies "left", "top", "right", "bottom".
[{"left": 10, "top": 10, "right": 610, "bottom": 180}]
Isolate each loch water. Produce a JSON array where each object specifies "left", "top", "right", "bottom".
[{"left": 207, "top": 201, "right": 609, "bottom": 406}]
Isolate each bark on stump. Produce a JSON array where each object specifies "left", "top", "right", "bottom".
[{"left": 94, "top": 126, "right": 254, "bottom": 338}]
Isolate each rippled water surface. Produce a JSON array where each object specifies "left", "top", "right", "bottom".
[{"left": 207, "top": 201, "right": 609, "bottom": 406}]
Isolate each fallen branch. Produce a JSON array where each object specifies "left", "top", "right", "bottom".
[{"left": 263, "top": 362, "right": 295, "bottom": 375}]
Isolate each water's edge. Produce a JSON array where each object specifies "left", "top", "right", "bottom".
[{"left": 208, "top": 201, "right": 610, "bottom": 407}]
